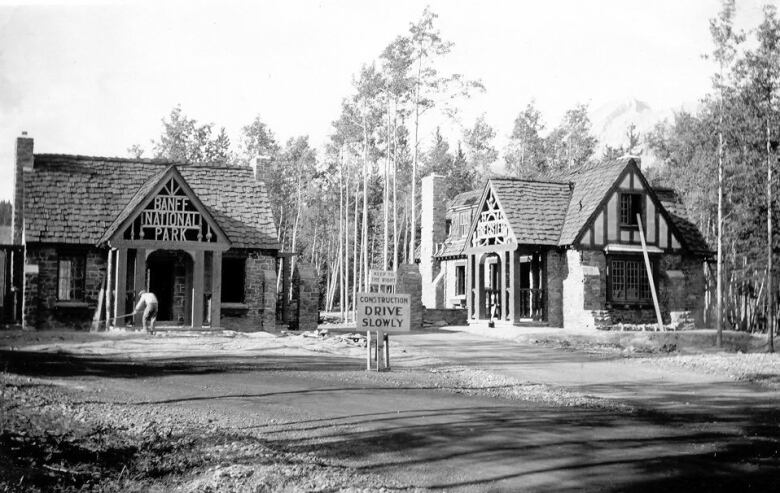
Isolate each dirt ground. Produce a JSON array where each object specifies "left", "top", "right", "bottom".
[{"left": 1, "top": 327, "right": 779, "bottom": 492}]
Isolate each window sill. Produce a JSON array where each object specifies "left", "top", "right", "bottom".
[{"left": 55, "top": 301, "right": 89, "bottom": 309}]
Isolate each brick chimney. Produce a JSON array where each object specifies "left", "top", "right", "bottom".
[
  {"left": 12, "top": 133, "right": 33, "bottom": 245},
  {"left": 420, "top": 174, "right": 447, "bottom": 308}
]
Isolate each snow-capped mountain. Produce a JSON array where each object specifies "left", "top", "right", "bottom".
[{"left": 589, "top": 98, "right": 670, "bottom": 155}]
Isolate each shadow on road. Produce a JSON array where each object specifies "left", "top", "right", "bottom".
[{"left": 0, "top": 349, "right": 362, "bottom": 378}]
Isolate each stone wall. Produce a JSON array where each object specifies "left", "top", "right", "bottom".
[
  {"left": 423, "top": 308, "right": 467, "bottom": 327},
  {"left": 24, "top": 245, "right": 107, "bottom": 330},
  {"left": 292, "top": 262, "right": 319, "bottom": 331},
  {"left": 221, "top": 249, "right": 276, "bottom": 332},
  {"left": 397, "top": 263, "right": 423, "bottom": 330},
  {"left": 560, "top": 248, "right": 706, "bottom": 330}
]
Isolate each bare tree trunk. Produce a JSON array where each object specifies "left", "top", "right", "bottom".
[
  {"left": 768, "top": 118, "right": 775, "bottom": 352},
  {"left": 383, "top": 107, "right": 390, "bottom": 270},
  {"left": 392, "top": 100, "right": 399, "bottom": 272},
  {"left": 716, "top": 89, "right": 724, "bottom": 347},
  {"left": 290, "top": 161, "right": 303, "bottom": 282},
  {"left": 353, "top": 184, "right": 359, "bottom": 316},
  {"left": 403, "top": 196, "right": 409, "bottom": 263},
  {"left": 362, "top": 113, "right": 370, "bottom": 291},
  {"left": 339, "top": 154, "right": 345, "bottom": 321},
  {"left": 344, "top": 162, "right": 350, "bottom": 323}
]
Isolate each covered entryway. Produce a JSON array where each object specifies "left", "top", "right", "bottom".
[{"left": 100, "top": 167, "right": 231, "bottom": 329}]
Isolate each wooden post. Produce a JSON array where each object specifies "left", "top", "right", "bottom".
[
  {"left": 133, "top": 248, "right": 146, "bottom": 328},
  {"left": 366, "top": 330, "right": 372, "bottom": 370},
  {"left": 113, "top": 248, "right": 127, "bottom": 327},
  {"left": 466, "top": 254, "right": 473, "bottom": 318},
  {"left": 474, "top": 255, "right": 482, "bottom": 320},
  {"left": 499, "top": 251, "right": 507, "bottom": 321},
  {"left": 105, "top": 249, "right": 113, "bottom": 329},
  {"left": 637, "top": 214, "right": 663, "bottom": 331},
  {"left": 91, "top": 275, "right": 105, "bottom": 332},
  {"left": 383, "top": 333, "right": 390, "bottom": 370},
  {"left": 192, "top": 250, "right": 204, "bottom": 328},
  {"left": 375, "top": 330, "right": 381, "bottom": 371},
  {"left": 508, "top": 250, "right": 515, "bottom": 323},
  {"left": 211, "top": 250, "right": 222, "bottom": 329}
]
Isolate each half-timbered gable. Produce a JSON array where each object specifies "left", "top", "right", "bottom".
[{"left": 570, "top": 159, "right": 685, "bottom": 253}]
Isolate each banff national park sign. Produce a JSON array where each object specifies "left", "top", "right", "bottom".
[{"left": 356, "top": 292, "right": 411, "bottom": 332}]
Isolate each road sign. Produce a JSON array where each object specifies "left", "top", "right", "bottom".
[
  {"left": 369, "top": 269, "right": 396, "bottom": 291},
  {"left": 356, "top": 291, "right": 410, "bottom": 332}
]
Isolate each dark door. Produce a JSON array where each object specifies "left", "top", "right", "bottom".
[{"left": 148, "top": 259, "right": 175, "bottom": 321}]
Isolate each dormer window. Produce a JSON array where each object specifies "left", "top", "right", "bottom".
[{"left": 620, "top": 193, "right": 643, "bottom": 228}]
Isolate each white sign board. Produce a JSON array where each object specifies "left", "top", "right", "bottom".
[
  {"left": 369, "top": 269, "right": 397, "bottom": 290},
  {"left": 356, "top": 292, "right": 410, "bottom": 332}
]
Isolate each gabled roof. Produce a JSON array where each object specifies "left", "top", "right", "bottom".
[
  {"left": 558, "top": 158, "right": 631, "bottom": 245},
  {"left": 445, "top": 190, "right": 482, "bottom": 220},
  {"left": 489, "top": 179, "right": 572, "bottom": 245},
  {"left": 654, "top": 188, "right": 712, "bottom": 254},
  {"left": 98, "top": 165, "right": 230, "bottom": 245},
  {"left": 23, "top": 154, "right": 280, "bottom": 250}
]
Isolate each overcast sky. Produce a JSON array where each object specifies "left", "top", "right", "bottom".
[{"left": 0, "top": 0, "right": 771, "bottom": 200}]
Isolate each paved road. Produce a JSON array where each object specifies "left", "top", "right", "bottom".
[{"left": 2, "top": 330, "right": 778, "bottom": 491}]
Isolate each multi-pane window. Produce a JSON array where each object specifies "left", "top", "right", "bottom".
[
  {"left": 620, "top": 193, "right": 643, "bottom": 227},
  {"left": 610, "top": 258, "right": 652, "bottom": 303},
  {"left": 221, "top": 257, "right": 246, "bottom": 303},
  {"left": 58, "top": 254, "right": 85, "bottom": 301},
  {"left": 455, "top": 265, "right": 466, "bottom": 296},
  {"left": 459, "top": 211, "right": 470, "bottom": 237}
]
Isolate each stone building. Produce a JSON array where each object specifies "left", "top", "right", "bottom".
[
  {"left": 420, "top": 157, "right": 712, "bottom": 329},
  {"left": 8, "top": 134, "right": 318, "bottom": 331}
]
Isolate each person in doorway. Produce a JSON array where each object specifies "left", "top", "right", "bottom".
[{"left": 133, "top": 289, "right": 158, "bottom": 335}]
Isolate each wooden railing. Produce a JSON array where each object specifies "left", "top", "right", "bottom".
[{"left": 517, "top": 288, "right": 545, "bottom": 321}]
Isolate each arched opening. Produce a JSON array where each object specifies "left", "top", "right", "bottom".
[{"left": 146, "top": 250, "right": 193, "bottom": 324}]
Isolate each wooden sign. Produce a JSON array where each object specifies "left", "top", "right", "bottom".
[
  {"left": 356, "top": 292, "right": 410, "bottom": 332},
  {"left": 369, "top": 269, "right": 397, "bottom": 290},
  {"left": 128, "top": 177, "right": 216, "bottom": 243}
]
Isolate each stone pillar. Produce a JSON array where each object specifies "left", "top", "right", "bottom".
[
  {"left": 397, "top": 263, "right": 423, "bottom": 330},
  {"left": 420, "top": 174, "right": 447, "bottom": 308},
  {"left": 113, "top": 248, "right": 127, "bottom": 326},
  {"left": 133, "top": 248, "right": 146, "bottom": 327},
  {"left": 292, "top": 262, "right": 319, "bottom": 331},
  {"left": 210, "top": 250, "right": 222, "bottom": 328},
  {"left": 192, "top": 250, "right": 204, "bottom": 328},
  {"left": 12, "top": 134, "right": 33, "bottom": 246},
  {"left": 262, "top": 268, "right": 277, "bottom": 330}
]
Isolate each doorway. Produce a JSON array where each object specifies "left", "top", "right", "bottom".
[{"left": 148, "top": 254, "right": 174, "bottom": 321}]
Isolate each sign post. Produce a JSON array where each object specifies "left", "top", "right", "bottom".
[{"left": 356, "top": 291, "right": 410, "bottom": 371}]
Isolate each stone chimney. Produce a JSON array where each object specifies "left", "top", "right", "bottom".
[
  {"left": 12, "top": 133, "right": 33, "bottom": 245},
  {"left": 420, "top": 174, "right": 447, "bottom": 308}
]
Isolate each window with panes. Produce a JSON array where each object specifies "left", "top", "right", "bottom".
[
  {"left": 57, "top": 254, "right": 86, "bottom": 301},
  {"left": 609, "top": 257, "right": 653, "bottom": 303}
]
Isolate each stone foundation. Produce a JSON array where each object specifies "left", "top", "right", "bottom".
[{"left": 423, "top": 308, "right": 467, "bottom": 327}]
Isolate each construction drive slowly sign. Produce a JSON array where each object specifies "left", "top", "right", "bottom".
[{"left": 356, "top": 292, "right": 411, "bottom": 332}]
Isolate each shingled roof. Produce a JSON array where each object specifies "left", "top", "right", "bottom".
[
  {"left": 558, "top": 158, "right": 632, "bottom": 245},
  {"left": 489, "top": 179, "right": 572, "bottom": 245},
  {"left": 23, "top": 154, "right": 280, "bottom": 250}
]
